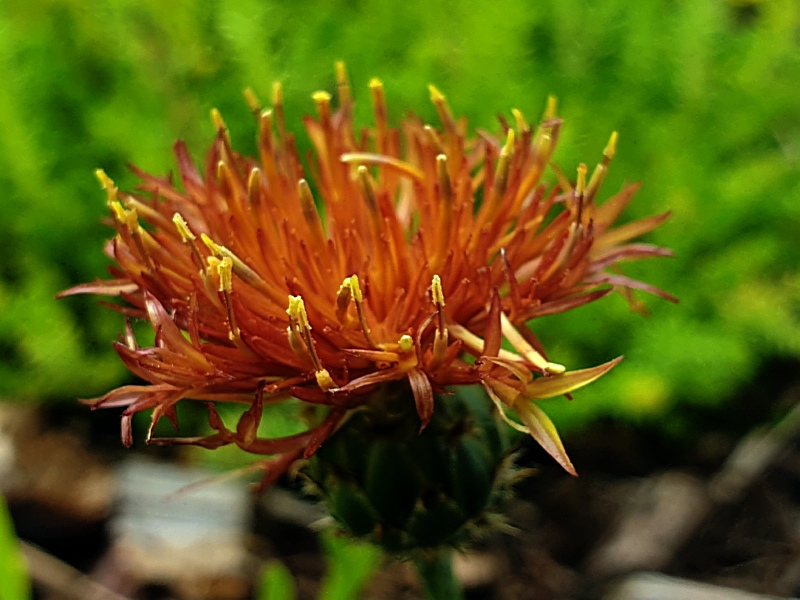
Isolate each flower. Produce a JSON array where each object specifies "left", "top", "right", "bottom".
[{"left": 60, "top": 63, "right": 674, "bottom": 488}]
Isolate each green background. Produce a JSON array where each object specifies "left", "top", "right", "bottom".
[{"left": 1, "top": 0, "right": 798, "bottom": 436}]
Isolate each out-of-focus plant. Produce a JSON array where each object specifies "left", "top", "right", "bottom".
[
  {"left": 0, "top": 494, "right": 31, "bottom": 600},
  {"left": 3, "top": 0, "right": 798, "bottom": 434}
]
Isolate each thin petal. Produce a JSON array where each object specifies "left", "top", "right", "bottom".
[
  {"left": 524, "top": 356, "right": 622, "bottom": 399},
  {"left": 516, "top": 402, "right": 576, "bottom": 476}
]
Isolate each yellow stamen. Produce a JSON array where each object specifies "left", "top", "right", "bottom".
[
  {"left": 430, "top": 275, "right": 449, "bottom": 370},
  {"left": 95, "top": 169, "right": 118, "bottom": 204},
  {"left": 312, "top": 90, "right": 332, "bottom": 122},
  {"left": 428, "top": 84, "right": 455, "bottom": 132},
  {"left": 297, "top": 179, "right": 326, "bottom": 243},
  {"left": 398, "top": 335, "right": 414, "bottom": 353},
  {"left": 201, "top": 234, "right": 274, "bottom": 298},
  {"left": 315, "top": 368, "right": 336, "bottom": 392},
  {"left": 335, "top": 277, "right": 353, "bottom": 324},
  {"left": 243, "top": 87, "right": 261, "bottom": 115},
  {"left": 586, "top": 131, "right": 618, "bottom": 201},
  {"left": 576, "top": 163, "right": 587, "bottom": 198},
  {"left": 499, "top": 313, "right": 565, "bottom": 374},
  {"left": 172, "top": 213, "right": 195, "bottom": 242},
  {"left": 286, "top": 295, "right": 328, "bottom": 379},
  {"left": 512, "top": 108, "right": 528, "bottom": 132},
  {"left": 217, "top": 257, "right": 240, "bottom": 340},
  {"left": 604, "top": 131, "right": 619, "bottom": 160},
  {"left": 544, "top": 95, "right": 558, "bottom": 120},
  {"left": 217, "top": 257, "right": 233, "bottom": 293},
  {"left": 346, "top": 275, "right": 376, "bottom": 348},
  {"left": 173, "top": 212, "right": 205, "bottom": 268},
  {"left": 335, "top": 61, "right": 350, "bottom": 105},
  {"left": 211, "top": 108, "right": 226, "bottom": 132}
]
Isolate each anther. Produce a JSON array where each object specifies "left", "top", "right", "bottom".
[
  {"left": 346, "top": 275, "right": 377, "bottom": 348},
  {"left": 201, "top": 234, "right": 272, "bottom": 296},
  {"left": 490, "top": 129, "right": 515, "bottom": 204},
  {"left": 398, "top": 335, "right": 414, "bottom": 353},
  {"left": 312, "top": 91, "right": 332, "bottom": 123},
  {"left": 286, "top": 295, "right": 328, "bottom": 382},
  {"left": 544, "top": 95, "right": 558, "bottom": 120},
  {"left": 243, "top": 87, "right": 261, "bottom": 115},
  {"left": 172, "top": 213, "right": 205, "bottom": 268},
  {"left": 335, "top": 277, "right": 353, "bottom": 324},
  {"left": 428, "top": 84, "right": 455, "bottom": 133},
  {"left": 586, "top": 131, "right": 618, "bottom": 202},
  {"left": 512, "top": 108, "right": 529, "bottom": 133},
  {"left": 210, "top": 108, "right": 227, "bottom": 133},
  {"left": 430, "top": 275, "right": 449, "bottom": 370},
  {"left": 217, "top": 257, "right": 240, "bottom": 340},
  {"left": 95, "top": 169, "right": 118, "bottom": 205},
  {"left": 335, "top": 61, "right": 351, "bottom": 106}
]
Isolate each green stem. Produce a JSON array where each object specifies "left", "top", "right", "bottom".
[{"left": 413, "top": 551, "right": 465, "bottom": 600}]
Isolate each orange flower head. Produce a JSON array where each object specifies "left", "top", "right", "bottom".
[{"left": 61, "top": 65, "right": 675, "bottom": 488}]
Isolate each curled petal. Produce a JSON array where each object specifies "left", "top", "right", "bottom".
[{"left": 408, "top": 368, "right": 434, "bottom": 432}]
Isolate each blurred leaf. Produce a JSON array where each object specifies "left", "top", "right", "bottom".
[
  {"left": 0, "top": 494, "right": 31, "bottom": 600},
  {"left": 319, "top": 530, "right": 382, "bottom": 600},
  {"left": 257, "top": 561, "right": 297, "bottom": 600}
]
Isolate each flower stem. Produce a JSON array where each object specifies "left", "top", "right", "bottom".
[{"left": 413, "top": 551, "right": 465, "bottom": 600}]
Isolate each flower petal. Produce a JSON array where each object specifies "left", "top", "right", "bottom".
[{"left": 524, "top": 356, "right": 623, "bottom": 399}]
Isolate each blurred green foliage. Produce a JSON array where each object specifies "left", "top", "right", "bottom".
[
  {"left": 1, "top": 0, "right": 798, "bottom": 434},
  {"left": 0, "top": 494, "right": 31, "bottom": 600}
]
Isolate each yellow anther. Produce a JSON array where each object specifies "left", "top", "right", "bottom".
[
  {"left": 336, "top": 277, "right": 353, "bottom": 323},
  {"left": 428, "top": 84, "right": 446, "bottom": 104},
  {"left": 604, "top": 131, "right": 618, "bottom": 160},
  {"left": 211, "top": 108, "right": 226, "bottom": 132},
  {"left": 398, "top": 335, "right": 414, "bottom": 353},
  {"left": 217, "top": 257, "right": 233, "bottom": 293},
  {"left": 335, "top": 61, "right": 350, "bottom": 105},
  {"left": 431, "top": 274, "right": 445, "bottom": 307},
  {"left": 95, "top": 169, "right": 118, "bottom": 204},
  {"left": 576, "top": 164, "right": 587, "bottom": 198},
  {"left": 369, "top": 77, "right": 383, "bottom": 91},
  {"left": 243, "top": 87, "right": 261, "bottom": 114},
  {"left": 172, "top": 213, "right": 196, "bottom": 241},
  {"left": 544, "top": 95, "right": 558, "bottom": 120},
  {"left": 348, "top": 274, "right": 363, "bottom": 303},
  {"left": 502, "top": 128, "right": 516, "bottom": 156},
  {"left": 287, "top": 295, "right": 311, "bottom": 331},
  {"left": 315, "top": 368, "right": 336, "bottom": 392},
  {"left": 272, "top": 81, "right": 283, "bottom": 106},
  {"left": 312, "top": 90, "right": 332, "bottom": 104},
  {"left": 512, "top": 108, "right": 528, "bottom": 132},
  {"left": 201, "top": 233, "right": 224, "bottom": 257}
]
